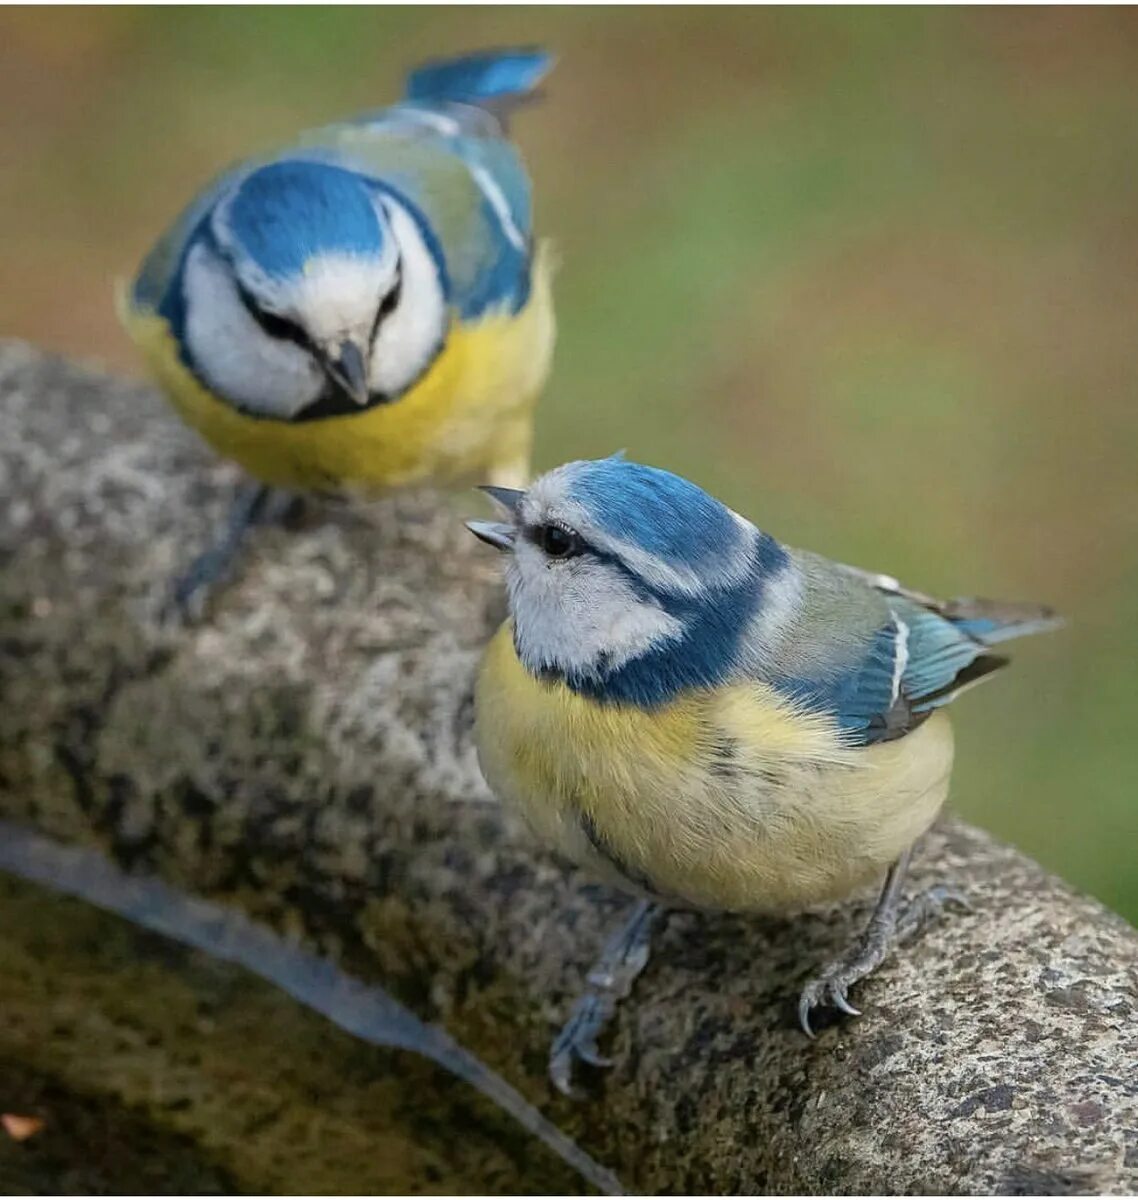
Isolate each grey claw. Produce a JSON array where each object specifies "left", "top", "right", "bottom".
[
  {"left": 549, "top": 996, "right": 615, "bottom": 1092},
  {"left": 548, "top": 1054, "right": 579, "bottom": 1099},
  {"left": 549, "top": 900, "right": 660, "bottom": 1095},
  {"left": 895, "top": 883, "right": 973, "bottom": 943},
  {"left": 798, "top": 972, "right": 866, "bottom": 1036},
  {"left": 834, "top": 992, "right": 861, "bottom": 1017},
  {"left": 575, "top": 1043, "right": 614, "bottom": 1069}
]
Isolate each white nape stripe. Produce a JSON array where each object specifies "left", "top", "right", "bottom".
[
  {"left": 468, "top": 163, "right": 526, "bottom": 253},
  {"left": 743, "top": 558, "right": 803, "bottom": 665},
  {"left": 890, "top": 616, "right": 910, "bottom": 706}
]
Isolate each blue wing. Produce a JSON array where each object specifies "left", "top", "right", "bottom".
[{"left": 773, "top": 566, "right": 1060, "bottom": 745}]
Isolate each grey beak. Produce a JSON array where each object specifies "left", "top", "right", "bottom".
[
  {"left": 466, "top": 520, "right": 516, "bottom": 551},
  {"left": 327, "top": 340, "right": 370, "bottom": 407},
  {"left": 478, "top": 485, "right": 525, "bottom": 515}
]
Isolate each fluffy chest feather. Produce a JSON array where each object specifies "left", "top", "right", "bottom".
[{"left": 475, "top": 623, "right": 954, "bottom": 911}]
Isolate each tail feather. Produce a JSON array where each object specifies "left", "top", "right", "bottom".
[
  {"left": 405, "top": 47, "right": 553, "bottom": 110},
  {"left": 940, "top": 597, "right": 1065, "bottom": 646},
  {"left": 840, "top": 562, "right": 1064, "bottom": 648}
]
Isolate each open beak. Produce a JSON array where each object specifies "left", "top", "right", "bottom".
[
  {"left": 478, "top": 485, "right": 525, "bottom": 514},
  {"left": 465, "top": 520, "right": 515, "bottom": 551},
  {"left": 325, "top": 340, "right": 371, "bottom": 407},
  {"left": 467, "top": 484, "right": 524, "bottom": 550}
]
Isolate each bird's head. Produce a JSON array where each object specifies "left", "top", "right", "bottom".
[
  {"left": 181, "top": 160, "right": 447, "bottom": 419},
  {"left": 468, "top": 457, "right": 787, "bottom": 702}
]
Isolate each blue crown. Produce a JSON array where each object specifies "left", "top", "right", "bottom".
[
  {"left": 565, "top": 458, "right": 744, "bottom": 578},
  {"left": 222, "top": 161, "right": 385, "bottom": 279}
]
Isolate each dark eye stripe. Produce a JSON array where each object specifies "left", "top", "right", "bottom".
[
  {"left": 234, "top": 280, "right": 312, "bottom": 351},
  {"left": 371, "top": 264, "right": 403, "bottom": 340}
]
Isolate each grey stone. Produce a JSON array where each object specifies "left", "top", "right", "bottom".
[{"left": 1, "top": 340, "right": 1135, "bottom": 1194}]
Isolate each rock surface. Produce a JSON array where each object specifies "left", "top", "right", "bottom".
[{"left": 1, "top": 341, "right": 1136, "bottom": 1194}]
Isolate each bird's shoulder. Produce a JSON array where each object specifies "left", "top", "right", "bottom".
[{"left": 741, "top": 549, "right": 1003, "bottom": 746}]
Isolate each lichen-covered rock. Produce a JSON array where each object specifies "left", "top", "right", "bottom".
[{"left": 1, "top": 341, "right": 1136, "bottom": 1194}]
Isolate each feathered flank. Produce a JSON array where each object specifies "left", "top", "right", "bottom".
[{"left": 405, "top": 47, "right": 554, "bottom": 112}]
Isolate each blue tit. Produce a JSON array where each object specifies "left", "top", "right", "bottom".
[
  {"left": 120, "top": 47, "right": 555, "bottom": 615},
  {"left": 466, "top": 456, "right": 1061, "bottom": 1093}
]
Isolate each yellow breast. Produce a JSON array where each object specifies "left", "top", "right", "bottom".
[
  {"left": 119, "top": 244, "right": 555, "bottom": 492},
  {"left": 475, "top": 623, "right": 955, "bottom": 912}
]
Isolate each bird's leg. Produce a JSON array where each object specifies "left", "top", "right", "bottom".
[
  {"left": 797, "top": 848, "right": 970, "bottom": 1037},
  {"left": 549, "top": 899, "right": 662, "bottom": 1097},
  {"left": 166, "top": 482, "right": 300, "bottom": 622}
]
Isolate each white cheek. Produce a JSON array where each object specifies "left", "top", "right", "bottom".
[
  {"left": 370, "top": 199, "right": 447, "bottom": 396},
  {"left": 508, "top": 546, "right": 683, "bottom": 679},
  {"left": 182, "top": 242, "right": 324, "bottom": 419}
]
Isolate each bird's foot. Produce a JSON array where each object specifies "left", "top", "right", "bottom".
[
  {"left": 798, "top": 853, "right": 969, "bottom": 1038},
  {"left": 162, "top": 484, "right": 302, "bottom": 624},
  {"left": 549, "top": 900, "right": 659, "bottom": 1097},
  {"left": 797, "top": 928, "right": 888, "bottom": 1037}
]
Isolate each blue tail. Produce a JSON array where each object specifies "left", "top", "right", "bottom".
[
  {"left": 405, "top": 47, "right": 553, "bottom": 108},
  {"left": 941, "top": 597, "right": 1065, "bottom": 646}
]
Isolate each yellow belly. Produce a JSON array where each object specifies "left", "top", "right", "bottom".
[
  {"left": 119, "top": 244, "right": 555, "bottom": 492},
  {"left": 475, "top": 623, "right": 954, "bottom": 912}
]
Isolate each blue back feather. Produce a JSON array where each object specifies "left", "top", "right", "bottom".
[
  {"left": 779, "top": 622, "right": 904, "bottom": 739},
  {"left": 901, "top": 608, "right": 988, "bottom": 706}
]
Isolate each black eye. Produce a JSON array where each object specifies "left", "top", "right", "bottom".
[
  {"left": 539, "top": 523, "right": 580, "bottom": 559},
  {"left": 376, "top": 271, "right": 403, "bottom": 325},
  {"left": 235, "top": 282, "right": 309, "bottom": 348},
  {"left": 256, "top": 309, "right": 305, "bottom": 342},
  {"left": 371, "top": 267, "right": 403, "bottom": 342}
]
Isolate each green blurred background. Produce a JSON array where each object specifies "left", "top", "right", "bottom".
[{"left": 1, "top": 7, "right": 1134, "bottom": 920}]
